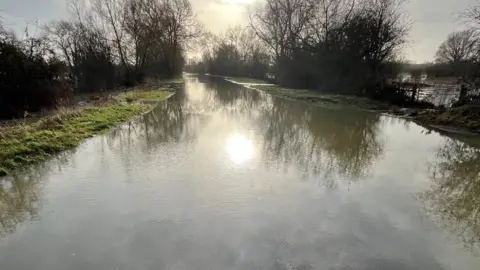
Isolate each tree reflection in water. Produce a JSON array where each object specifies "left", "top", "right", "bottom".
[
  {"left": 198, "top": 78, "right": 385, "bottom": 186},
  {"left": 425, "top": 139, "right": 480, "bottom": 249},
  {"left": 106, "top": 87, "right": 198, "bottom": 150},
  {"left": 0, "top": 169, "right": 46, "bottom": 237},
  {"left": 181, "top": 77, "right": 384, "bottom": 187},
  {"left": 198, "top": 77, "right": 385, "bottom": 186},
  {"left": 259, "top": 98, "right": 384, "bottom": 187},
  {"left": 0, "top": 143, "right": 82, "bottom": 237},
  {"left": 104, "top": 75, "right": 384, "bottom": 191}
]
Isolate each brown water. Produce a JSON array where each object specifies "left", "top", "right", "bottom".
[{"left": 1, "top": 75, "right": 480, "bottom": 270}]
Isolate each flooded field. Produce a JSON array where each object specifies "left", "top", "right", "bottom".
[{"left": 0, "top": 75, "right": 479, "bottom": 270}]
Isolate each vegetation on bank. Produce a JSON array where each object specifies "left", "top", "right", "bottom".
[
  {"left": 0, "top": 0, "right": 195, "bottom": 174},
  {"left": 225, "top": 77, "right": 269, "bottom": 84},
  {"left": 185, "top": 0, "right": 480, "bottom": 132},
  {"left": 0, "top": 104, "right": 147, "bottom": 177},
  {"left": 116, "top": 90, "right": 171, "bottom": 103},
  {"left": 253, "top": 81, "right": 480, "bottom": 134},
  {"left": 1, "top": 0, "right": 197, "bottom": 120},
  {"left": 186, "top": 0, "right": 411, "bottom": 105},
  {"left": 253, "top": 85, "right": 389, "bottom": 110},
  {"left": 0, "top": 87, "right": 176, "bottom": 177},
  {"left": 415, "top": 105, "right": 480, "bottom": 134}
]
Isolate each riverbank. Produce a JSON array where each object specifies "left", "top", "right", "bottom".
[
  {"left": 204, "top": 74, "right": 271, "bottom": 85},
  {"left": 207, "top": 75, "right": 480, "bottom": 136},
  {"left": 256, "top": 83, "right": 480, "bottom": 135},
  {"left": 211, "top": 75, "right": 389, "bottom": 110},
  {"left": 414, "top": 105, "right": 480, "bottom": 135},
  {"left": 0, "top": 81, "right": 181, "bottom": 176},
  {"left": 225, "top": 77, "right": 270, "bottom": 84},
  {"left": 209, "top": 75, "right": 388, "bottom": 110},
  {"left": 251, "top": 85, "right": 390, "bottom": 111}
]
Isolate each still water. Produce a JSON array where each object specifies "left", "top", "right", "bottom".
[{"left": 1, "top": 75, "right": 480, "bottom": 270}]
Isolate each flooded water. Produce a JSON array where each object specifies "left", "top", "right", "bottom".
[
  {"left": 1, "top": 75, "right": 480, "bottom": 270},
  {"left": 420, "top": 86, "right": 458, "bottom": 107}
]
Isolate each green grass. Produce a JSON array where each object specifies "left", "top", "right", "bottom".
[
  {"left": 0, "top": 104, "right": 151, "bottom": 176},
  {"left": 0, "top": 79, "right": 182, "bottom": 177},
  {"left": 254, "top": 85, "right": 389, "bottom": 110},
  {"left": 116, "top": 90, "right": 171, "bottom": 103},
  {"left": 225, "top": 77, "right": 269, "bottom": 84}
]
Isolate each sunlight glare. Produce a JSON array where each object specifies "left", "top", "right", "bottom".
[{"left": 226, "top": 135, "right": 254, "bottom": 164}]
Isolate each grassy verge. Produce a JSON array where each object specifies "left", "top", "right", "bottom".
[
  {"left": 0, "top": 104, "right": 151, "bottom": 176},
  {"left": 116, "top": 90, "right": 171, "bottom": 103},
  {"left": 0, "top": 85, "right": 178, "bottom": 177},
  {"left": 253, "top": 85, "right": 390, "bottom": 110},
  {"left": 205, "top": 74, "right": 269, "bottom": 84},
  {"left": 414, "top": 105, "right": 480, "bottom": 134},
  {"left": 225, "top": 77, "right": 269, "bottom": 84}
]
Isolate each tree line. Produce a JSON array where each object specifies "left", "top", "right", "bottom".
[
  {"left": 187, "top": 0, "right": 480, "bottom": 107},
  {"left": 380, "top": 4, "right": 480, "bottom": 88},
  {"left": 187, "top": 26, "right": 271, "bottom": 80},
  {"left": 412, "top": 4, "right": 480, "bottom": 105},
  {"left": 433, "top": 6, "right": 480, "bottom": 81},
  {"left": 187, "top": 0, "right": 409, "bottom": 103},
  {"left": 1, "top": 0, "right": 199, "bottom": 119},
  {"left": 4, "top": 0, "right": 480, "bottom": 120}
]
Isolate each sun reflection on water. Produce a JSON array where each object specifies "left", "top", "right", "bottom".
[{"left": 226, "top": 134, "right": 254, "bottom": 164}]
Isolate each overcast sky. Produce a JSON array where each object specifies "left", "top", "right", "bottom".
[{"left": 0, "top": 0, "right": 477, "bottom": 62}]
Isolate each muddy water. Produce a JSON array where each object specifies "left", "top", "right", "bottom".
[{"left": 1, "top": 75, "right": 480, "bottom": 270}]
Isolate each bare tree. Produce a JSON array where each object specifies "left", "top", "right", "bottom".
[
  {"left": 347, "top": 0, "right": 408, "bottom": 82},
  {"left": 187, "top": 26, "right": 270, "bottom": 78},
  {"left": 248, "top": 0, "right": 408, "bottom": 91},
  {"left": 50, "top": 0, "right": 200, "bottom": 83},
  {"left": 435, "top": 30, "right": 478, "bottom": 64},
  {"left": 91, "top": 0, "right": 131, "bottom": 79},
  {"left": 308, "top": 0, "right": 356, "bottom": 45},
  {"left": 45, "top": 19, "right": 116, "bottom": 92},
  {"left": 44, "top": 21, "right": 77, "bottom": 82},
  {"left": 249, "top": 0, "right": 317, "bottom": 59},
  {"left": 159, "top": 0, "right": 200, "bottom": 76},
  {"left": 1, "top": 0, "right": 201, "bottom": 118},
  {"left": 461, "top": 2, "right": 480, "bottom": 32}
]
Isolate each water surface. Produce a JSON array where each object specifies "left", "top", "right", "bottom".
[{"left": 1, "top": 75, "right": 480, "bottom": 270}]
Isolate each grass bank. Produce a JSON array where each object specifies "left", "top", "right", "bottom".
[
  {"left": 116, "top": 90, "right": 171, "bottom": 103},
  {"left": 205, "top": 74, "right": 270, "bottom": 84},
  {"left": 253, "top": 85, "right": 390, "bottom": 110},
  {"left": 218, "top": 76, "right": 480, "bottom": 136},
  {"left": 225, "top": 77, "right": 270, "bottom": 84},
  {"left": 253, "top": 83, "right": 480, "bottom": 135},
  {"left": 414, "top": 105, "right": 480, "bottom": 135},
  {"left": 0, "top": 85, "right": 178, "bottom": 177}
]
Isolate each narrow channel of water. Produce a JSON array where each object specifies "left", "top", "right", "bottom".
[{"left": 0, "top": 75, "right": 479, "bottom": 269}]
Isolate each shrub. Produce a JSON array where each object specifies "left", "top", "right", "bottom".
[{"left": 0, "top": 37, "right": 71, "bottom": 119}]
